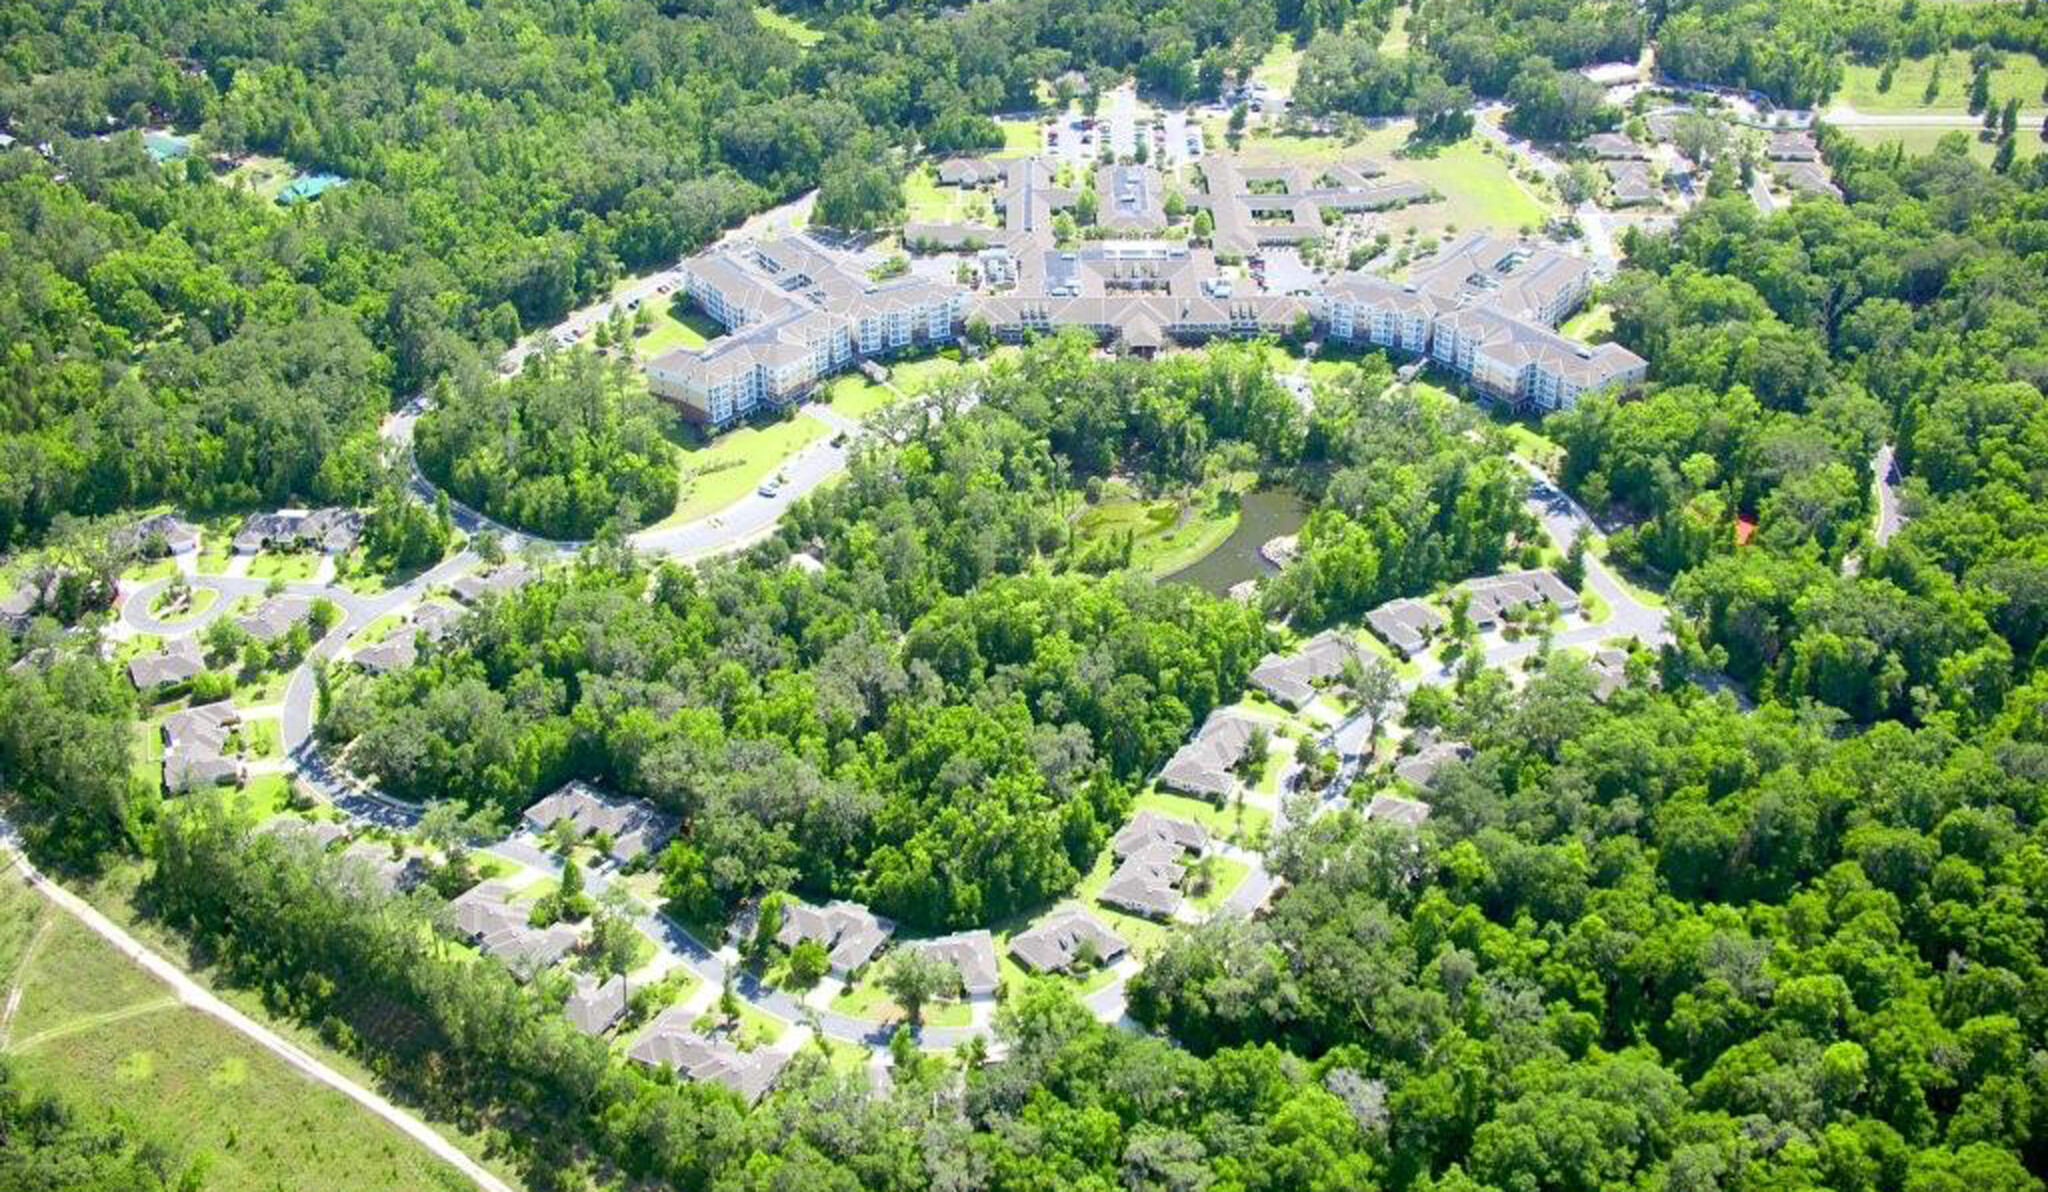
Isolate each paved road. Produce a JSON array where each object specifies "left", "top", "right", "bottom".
[
  {"left": 0, "top": 838, "right": 515, "bottom": 1192},
  {"left": 1873, "top": 443, "right": 1904, "bottom": 546},
  {"left": 1823, "top": 103, "right": 2046, "bottom": 128}
]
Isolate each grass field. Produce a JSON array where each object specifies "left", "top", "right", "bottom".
[
  {"left": 151, "top": 584, "right": 219, "bottom": 621},
  {"left": 124, "top": 556, "right": 179, "bottom": 583},
  {"left": 887, "top": 353, "right": 968, "bottom": 393},
  {"left": 753, "top": 3, "right": 823, "bottom": 46},
  {"left": 1187, "top": 856, "right": 1251, "bottom": 913},
  {"left": 659, "top": 413, "right": 832, "bottom": 526},
  {"left": 1252, "top": 37, "right": 1304, "bottom": 94},
  {"left": 0, "top": 872, "right": 490, "bottom": 1192},
  {"left": 1835, "top": 124, "right": 2045, "bottom": 163},
  {"left": 828, "top": 974, "right": 974, "bottom": 1028},
  {"left": 903, "top": 167, "right": 996, "bottom": 225},
  {"left": 995, "top": 119, "right": 1043, "bottom": 159},
  {"left": 247, "top": 552, "right": 321, "bottom": 582},
  {"left": 632, "top": 300, "right": 721, "bottom": 361},
  {"left": 824, "top": 375, "right": 902, "bottom": 420},
  {"left": 196, "top": 537, "right": 235, "bottom": 575},
  {"left": 1837, "top": 49, "right": 2047, "bottom": 113},
  {"left": 1380, "top": 4, "right": 1410, "bottom": 54},
  {"left": 1073, "top": 482, "right": 1246, "bottom": 577},
  {"left": 1561, "top": 303, "right": 1614, "bottom": 343},
  {"left": 1131, "top": 789, "right": 1271, "bottom": 844}
]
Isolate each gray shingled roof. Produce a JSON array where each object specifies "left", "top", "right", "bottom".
[
  {"left": 1460, "top": 568, "right": 1580, "bottom": 627},
  {"left": 1156, "top": 711, "right": 1265, "bottom": 799},
  {"left": 1365, "top": 599, "right": 1443, "bottom": 658},
  {"left": 1249, "top": 630, "right": 1365, "bottom": 708},
  {"left": 1009, "top": 909, "right": 1128, "bottom": 974},
  {"left": 628, "top": 1008, "right": 789, "bottom": 1103},
  {"left": 909, "top": 930, "right": 1000, "bottom": 997},
  {"left": 774, "top": 898, "right": 895, "bottom": 975},
  {"left": 565, "top": 972, "right": 630, "bottom": 1035},
  {"left": 522, "top": 781, "right": 679, "bottom": 864},
  {"left": 129, "top": 635, "right": 205, "bottom": 689}
]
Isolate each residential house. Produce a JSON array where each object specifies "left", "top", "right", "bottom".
[
  {"left": 565, "top": 972, "right": 630, "bottom": 1035},
  {"left": 233, "top": 508, "right": 362, "bottom": 555},
  {"left": 1365, "top": 598, "right": 1443, "bottom": 658},
  {"left": 521, "top": 781, "right": 679, "bottom": 864},
  {"left": 260, "top": 817, "right": 350, "bottom": 850},
  {"left": 161, "top": 700, "right": 245, "bottom": 793},
  {"left": 908, "top": 930, "right": 1000, "bottom": 997},
  {"left": 237, "top": 596, "right": 313, "bottom": 643},
  {"left": 1111, "top": 810, "right": 1210, "bottom": 860},
  {"left": 118, "top": 513, "right": 200, "bottom": 556},
  {"left": 449, "top": 566, "right": 532, "bottom": 606},
  {"left": 1582, "top": 131, "right": 1645, "bottom": 159},
  {"left": 1249, "top": 630, "right": 1366, "bottom": 708},
  {"left": 445, "top": 880, "right": 582, "bottom": 978},
  {"left": 1363, "top": 793, "right": 1431, "bottom": 828},
  {"left": 774, "top": 898, "right": 895, "bottom": 977},
  {"left": 1765, "top": 130, "right": 1820, "bottom": 161},
  {"left": 936, "top": 157, "right": 999, "bottom": 187},
  {"left": 128, "top": 636, "right": 205, "bottom": 690},
  {"left": 1156, "top": 710, "right": 1266, "bottom": 800},
  {"left": 1101, "top": 811, "right": 1209, "bottom": 919},
  {"left": 1009, "top": 909, "right": 1128, "bottom": 974},
  {"left": 338, "top": 841, "right": 429, "bottom": 895},
  {"left": 1460, "top": 567, "right": 1580, "bottom": 630},
  {"left": 628, "top": 1007, "right": 789, "bottom": 1103},
  {"left": 1392, "top": 734, "right": 1473, "bottom": 788},
  {"left": 1604, "top": 160, "right": 1660, "bottom": 207}
]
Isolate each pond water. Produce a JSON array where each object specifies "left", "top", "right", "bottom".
[{"left": 1161, "top": 489, "right": 1308, "bottom": 596}]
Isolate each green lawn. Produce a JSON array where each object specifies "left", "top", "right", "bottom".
[
  {"left": 0, "top": 872, "right": 491, "bottom": 1192},
  {"left": 1380, "top": 4, "right": 1410, "bottom": 54},
  {"left": 1835, "top": 124, "right": 2045, "bottom": 164},
  {"left": 123, "top": 556, "right": 179, "bottom": 583},
  {"left": 659, "top": 414, "right": 832, "bottom": 526},
  {"left": 1187, "top": 855, "right": 1252, "bottom": 913},
  {"left": 233, "top": 667, "right": 292, "bottom": 706},
  {"left": 1561, "top": 303, "right": 1614, "bottom": 343},
  {"left": 1252, "top": 36, "right": 1304, "bottom": 94},
  {"left": 887, "top": 353, "right": 968, "bottom": 394},
  {"left": 220, "top": 774, "right": 295, "bottom": 823},
  {"left": 1837, "top": 49, "right": 2046, "bottom": 113},
  {"left": 236, "top": 717, "right": 283, "bottom": 759},
  {"left": 753, "top": 3, "right": 823, "bottom": 46},
  {"left": 995, "top": 118, "right": 1043, "bottom": 159},
  {"left": 246, "top": 552, "right": 321, "bottom": 582},
  {"left": 828, "top": 974, "right": 973, "bottom": 1028},
  {"left": 221, "top": 153, "right": 297, "bottom": 202},
  {"left": 196, "top": 538, "right": 235, "bottom": 575},
  {"left": 151, "top": 585, "right": 218, "bottom": 621},
  {"left": 1073, "top": 479, "right": 1249, "bottom": 578},
  {"left": 632, "top": 299, "right": 722, "bottom": 361},
  {"left": 903, "top": 166, "right": 996, "bottom": 225},
  {"left": 824, "top": 375, "right": 902, "bottom": 421}
]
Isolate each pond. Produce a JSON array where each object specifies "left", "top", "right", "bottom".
[{"left": 1160, "top": 488, "right": 1308, "bottom": 596}]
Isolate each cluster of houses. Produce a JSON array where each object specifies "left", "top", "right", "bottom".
[
  {"left": 1101, "top": 810, "right": 1211, "bottom": 920},
  {"left": 1762, "top": 129, "right": 1839, "bottom": 200},
  {"left": 648, "top": 153, "right": 1637, "bottom": 431},
  {"left": 1357, "top": 567, "right": 1579, "bottom": 659}
]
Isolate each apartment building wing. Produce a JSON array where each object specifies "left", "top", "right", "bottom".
[
  {"left": 1430, "top": 306, "right": 1645, "bottom": 410},
  {"left": 936, "top": 157, "right": 999, "bottom": 187},
  {"left": 1410, "top": 232, "right": 1595, "bottom": 328},
  {"left": 1112, "top": 809, "right": 1210, "bottom": 860},
  {"left": 1321, "top": 273, "right": 1448, "bottom": 354},
  {"left": 1096, "top": 164, "right": 1169, "bottom": 232}
]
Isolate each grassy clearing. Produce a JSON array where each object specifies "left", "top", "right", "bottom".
[
  {"left": 903, "top": 167, "right": 997, "bottom": 225},
  {"left": 824, "top": 375, "right": 902, "bottom": 421},
  {"left": 632, "top": 299, "right": 722, "bottom": 361},
  {"left": 1187, "top": 856, "right": 1251, "bottom": 913},
  {"left": 0, "top": 872, "right": 487, "bottom": 1192},
  {"left": 246, "top": 552, "right": 321, "bottom": 582},
  {"left": 1252, "top": 37, "right": 1304, "bottom": 94},
  {"left": 1561, "top": 303, "right": 1614, "bottom": 343},
  {"left": 236, "top": 717, "right": 283, "bottom": 759},
  {"left": 353, "top": 611, "right": 406, "bottom": 645},
  {"left": 1073, "top": 478, "right": 1249, "bottom": 577},
  {"left": 658, "top": 413, "right": 832, "bottom": 526},
  {"left": 124, "top": 556, "right": 179, "bottom": 583},
  {"left": 221, "top": 773, "right": 294, "bottom": 823},
  {"left": 151, "top": 584, "right": 218, "bottom": 621},
  {"left": 887, "top": 352, "right": 968, "bottom": 394},
  {"left": 196, "top": 539, "right": 235, "bottom": 575},
  {"left": 1837, "top": 50, "right": 2046, "bottom": 113},
  {"left": 753, "top": 3, "right": 823, "bottom": 46},
  {"left": 1380, "top": 4, "right": 1410, "bottom": 54},
  {"left": 827, "top": 975, "right": 973, "bottom": 1028},
  {"left": 1835, "top": 124, "right": 2045, "bottom": 163},
  {"left": 220, "top": 153, "right": 297, "bottom": 202},
  {"left": 995, "top": 119, "right": 1043, "bottom": 159}
]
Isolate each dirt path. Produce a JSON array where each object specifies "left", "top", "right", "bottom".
[{"left": 0, "top": 845, "right": 518, "bottom": 1192}]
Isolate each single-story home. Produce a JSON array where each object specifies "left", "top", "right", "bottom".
[
  {"left": 775, "top": 898, "right": 895, "bottom": 977},
  {"left": 128, "top": 636, "right": 205, "bottom": 690},
  {"left": 566, "top": 972, "right": 631, "bottom": 1035},
  {"left": 628, "top": 1007, "right": 789, "bottom": 1103},
  {"left": 521, "top": 781, "right": 679, "bottom": 865},
  {"left": 908, "top": 930, "right": 1001, "bottom": 997},
  {"left": 1010, "top": 908, "right": 1128, "bottom": 974},
  {"left": 1364, "top": 598, "right": 1444, "bottom": 658}
]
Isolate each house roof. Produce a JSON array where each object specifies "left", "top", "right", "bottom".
[
  {"left": 1009, "top": 909, "right": 1128, "bottom": 973},
  {"left": 237, "top": 596, "right": 313, "bottom": 642},
  {"left": 1582, "top": 131, "right": 1645, "bottom": 159},
  {"left": 1365, "top": 599, "right": 1444, "bottom": 657},
  {"left": 449, "top": 566, "right": 531, "bottom": 605},
  {"left": 1363, "top": 793, "right": 1431, "bottom": 828},
  {"left": 1111, "top": 809, "right": 1210, "bottom": 859},
  {"left": 521, "top": 781, "right": 679, "bottom": 863},
  {"left": 565, "top": 972, "right": 630, "bottom": 1035},
  {"left": 1100, "top": 851, "right": 1187, "bottom": 919},
  {"left": 1156, "top": 711, "right": 1265, "bottom": 799},
  {"left": 352, "top": 629, "right": 418, "bottom": 674},
  {"left": 628, "top": 1008, "right": 789, "bottom": 1103},
  {"left": 1460, "top": 568, "right": 1580, "bottom": 624},
  {"left": 774, "top": 898, "right": 895, "bottom": 974},
  {"left": 128, "top": 635, "right": 205, "bottom": 689},
  {"left": 260, "top": 817, "right": 350, "bottom": 850},
  {"left": 1249, "top": 630, "right": 1365, "bottom": 708},
  {"left": 118, "top": 513, "right": 200, "bottom": 555},
  {"left": 910, "top": 929, "right": 1000, "bottom": 996},
  {"left": 338, "top": 841, "right": 429, "bottom": 895},
  {"left": 1393, "top": 737, "right": 1473, "bottom": 788},
  {"left": 1604, "top": 160, "right": 1660, "bottom": 206}
]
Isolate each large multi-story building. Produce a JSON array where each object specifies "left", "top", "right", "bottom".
[
  {"left": 646, "top": 236, "right": 963, "bottom": 428},
  {"left": 1320, "top": 232, "right": 1644, "bottom": 409},
  {"left": 647, "top": 170, "right": 1642, "bottom": 431}
]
